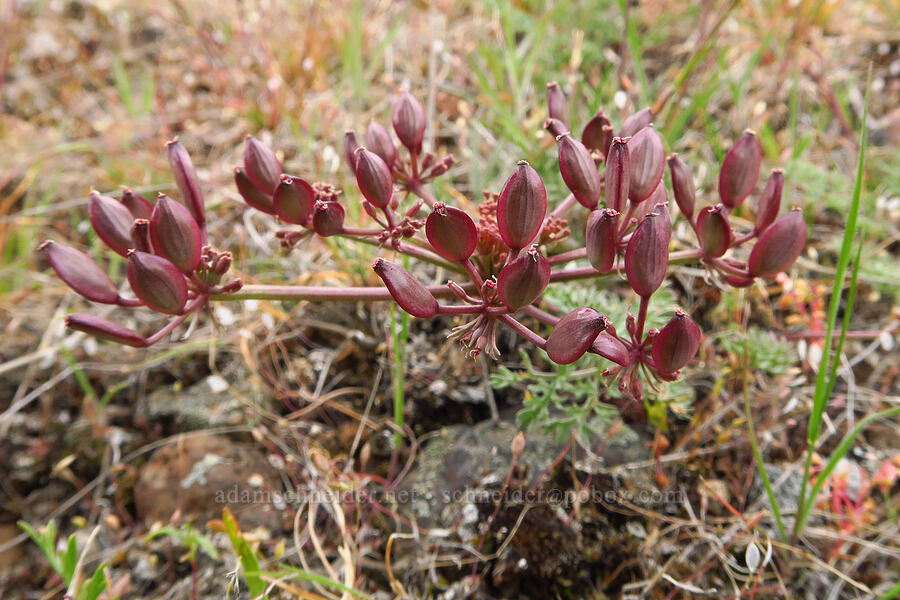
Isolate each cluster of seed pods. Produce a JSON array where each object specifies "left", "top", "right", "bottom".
[
  {"left": 39, "top": 141, "right": 241, "bottom": 347},
  {"left": 41, "top": 86, "right": 807, "bottom": 401}
]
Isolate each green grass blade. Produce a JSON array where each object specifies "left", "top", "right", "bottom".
[
  {"left": 389, "top": 256, "right": 411, "bottom": 448},
  {"left": 742, "top": 347, "right": 786, "bottom": 541},
  {"left": 80, "top": 562, "right": 108, "bottom": 600},
  {"left": 794, "top": 405, "right": 900, "bottom": 536},
  {"left": 60, "top": 346, "right": 99, "bottom": 402},
  {"left": 618, "top": 0, "right": 649, "bottom": 107},
  {"left": 264, "top": 564, "right": 374, "bottom": 599},
  {"left": 795, "top": 67, "right": 869, "bottom": 536},
  {"left": 878, "top": 578, "right": 900, "bottom": 600}
]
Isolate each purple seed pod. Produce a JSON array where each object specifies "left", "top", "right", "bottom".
[
  {"left": 722, "top": 272, "right": 755, "bottom": 288},
  {"left": 392, "top": 91, "right": 426, "bottom": 154},
  {"left": 625, "top": 211, "right": 670, "bottom": 298},
  {"left": 544, "top": 118, "right": 569, "bottom": 138},
  {"left": 126, "top": 251, "right": 188, "bottom": 315},
  {"left": 38, "top": 241, "right": 120, "bottom": 304},
  {"left": 372, "top": 257, "right": 438, "bottom": 318},
  {"left": 582, "top": 110, "right": 613, "bottom": 155},
  {"left": 755, "top": 169, "right": 784, "bottom": 235},
  {"left": 130, "top": 218, "right": 153, "bottom": 254},
  {"left": 546, "top": 81, "right": 569, "bottom": 127},
  {"left": 545, "top": 307, "right": 609, "bottom": 365},
  {"left": 273, "top": 175, "right": 315, "bottom": 226},
  {"left": 719, "top": 129, "right": 761, "bottom": 209},
  {"left": 497, "top": 247, "right": 550, "bottom": 310},
  {"left": 89, "top": 191, "right": 134, "bottom": 257},
  {"left": 343, "top": 130, "right": 361, "bottom": 170},
  {"left": 591, "top": 332, "right": 630, "bottom": 366},
  {"left": 312, "top": 200, "right": 345, "bottom": 237},
  {"left": 748, "top": 209, "right": 807, "bottom": 277},
  {"left": 497, "top": 161, "right": 547, "bottom": 251},
  {"left": 366, "top": 121, "right": 397, "bottom": 169},
  {"left": 585, "top": 208, "right": 619, "bottom": 273},
  {"left": 243, "top": 136, "right": 283, "bottom": 195},
  {"left": 234, "top": 167, "right": 275, "bottom": 214},
  {"left": 354, "top": 148, "right": 394, "bottom": 209},
  {"left": 697, "top": 204, "right": 732, "bottom": 258},
  {"left": 667, "top": 153, "right": 696, "bottom": 220},
  {"left": 120, "top": 188, "right": 153, "bottom": 220},
  {"left": 627, "top": 126, "right": 665, "bottom": 205},
  {"left": 557, "top": 133, "right": 602, "bottom": 209},
  {"left": 652, "top": 309, "right": 701, "bottom": 374},
  {"left": 604, "top": 137, "right": 630, "bottom": 212},
  {"left": 166, "top": 140, "right": 206, "bottom": 232},
  {"left": 619, "top": 107, "right": 652, "bottom": 138},
  {"left": 149, "top": 194, "right": 202, "bottom": 274},
  {"left": 635, "top": 182, "right": 668, "bottom": 222},
  {"left": 425, "top": 202, "right": 478, "bottom": 262},
  {"left": 66, "top": 313, "right": 148, "bottom": 347}
]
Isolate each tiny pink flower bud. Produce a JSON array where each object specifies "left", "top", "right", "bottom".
[
  {"left": 425, "top": 202, "right": 478, "bottom": 262},
  {"left": 343, "top": 130, "right": 361, "bottom": 170},
  {"left": 38, "top": 241, "right": 120, "bottom": 304},
  {"left": 273, "top": 175, "right": 315, "bottom": 226},
  {"left": 149, "top": 194, "right": 202, "bottom": 274},
  {"left": 220, "top": 279, "right": 243, "bottom": 294},
  {"left": 406, "top": 199, "right": 423, "bottom": 218},
  {"left": 627, "top": 125, "right": 665, "bottom": 205},
  {"left": 66, "top": 313, "right": 148, "bottom": 347},
  {"left": 546, "top": 307, "right": 609, "bottom": 365},
  {"left": 429, "top": 154, "right": 455, "bottom": 177},
  {"left": 697, "top": 204, "right": 732, "bottom": 258},
  {"left": 362, "top": 200, "right": 379, "bottom": 220},
  {"left": 372, "top": 258, "right": 438, "bottom": 318},
  {"left": 120, "top": 188, "right": 153, "bottom": 219},
  {"left": 234, "top": 166, "right": 275, "bottom": 214},
  {"left": 392, "top": 91, "right": 426, "bottom": 153},
  {"left": 511, "top": 431, "right": 525, "bottom": 461},
  {"left": 581, "top": 110, "right": 613, "bottom": 155},
  {"left": 755, "top": 169, "right": 784, "bottom": 234},
  {"left": 585, "top": 208, "right": 619, "bottom": 273},
  {"left": 748, "top": 209, "right": 806, "bottom": 277},
  {"left": 126, "top": 251, "right": 188, "bottom": 315},
  {"left": 130, "top": 218, "right": 153, "bottom": 254},
  {"left": 354, "top": 148, "right": 394, "bottom": 209},
  {"left": 243, "top": 135, "right": 283, "bottom": 195},
  {"left": 420, "top": 152, "right": 436, "bottom": 172},
  {"left": 89, "top": 191, "right": 134, "bottom": 256},
  {"left": 625, "top": 211, "right": 670, "bottom": 298},
  {"left": 652, "top": 309, "right": 701, "bottom": 374},
  {"left": 544, "top": 118, "right": 568, "bottom": 138},
  {"left": 619, "top": 107, "right": 652, "bottom": 138},
  {"left": 312, "top": 200, "right": 345, "bottom": 237},
  {"left": 497, "top": 247, "right": 550, "bottom": 310},
  {"left": 366, "top": 121, "right": 397, "bottom": 169},
  {"left": 667, "top": 153, "right": 696, "bottom": 220},
  {"left": 557, "top": 133, "right": 602, "bottom": 209},
  {"left": 604, "top": 137, "right": 630, "bottom": 212},
  {"left": 591, "top": 332, "right": 630, "bottom": 366},
  {"left": 166, "top": 139, "right": 206, "bottom": 232},
  {"left": 497, "top": 161, "right": 547, "bottom": 251},
  {"left": 719, "top": 129, "right": 761, "bottom": 209},
  {"left": 213, "top": 252, "right": 232, "bottom": 276},
  {"left": 546, "top": 81, "right": 569, "bottom": 127}
]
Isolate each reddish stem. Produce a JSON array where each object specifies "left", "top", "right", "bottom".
[{"left": 498, "top": 314, "right": 547, "bottom": 349}]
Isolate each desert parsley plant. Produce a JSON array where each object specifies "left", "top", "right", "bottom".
[{"left": 40, "top": 84, "right": 807, "bottom": 421}]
